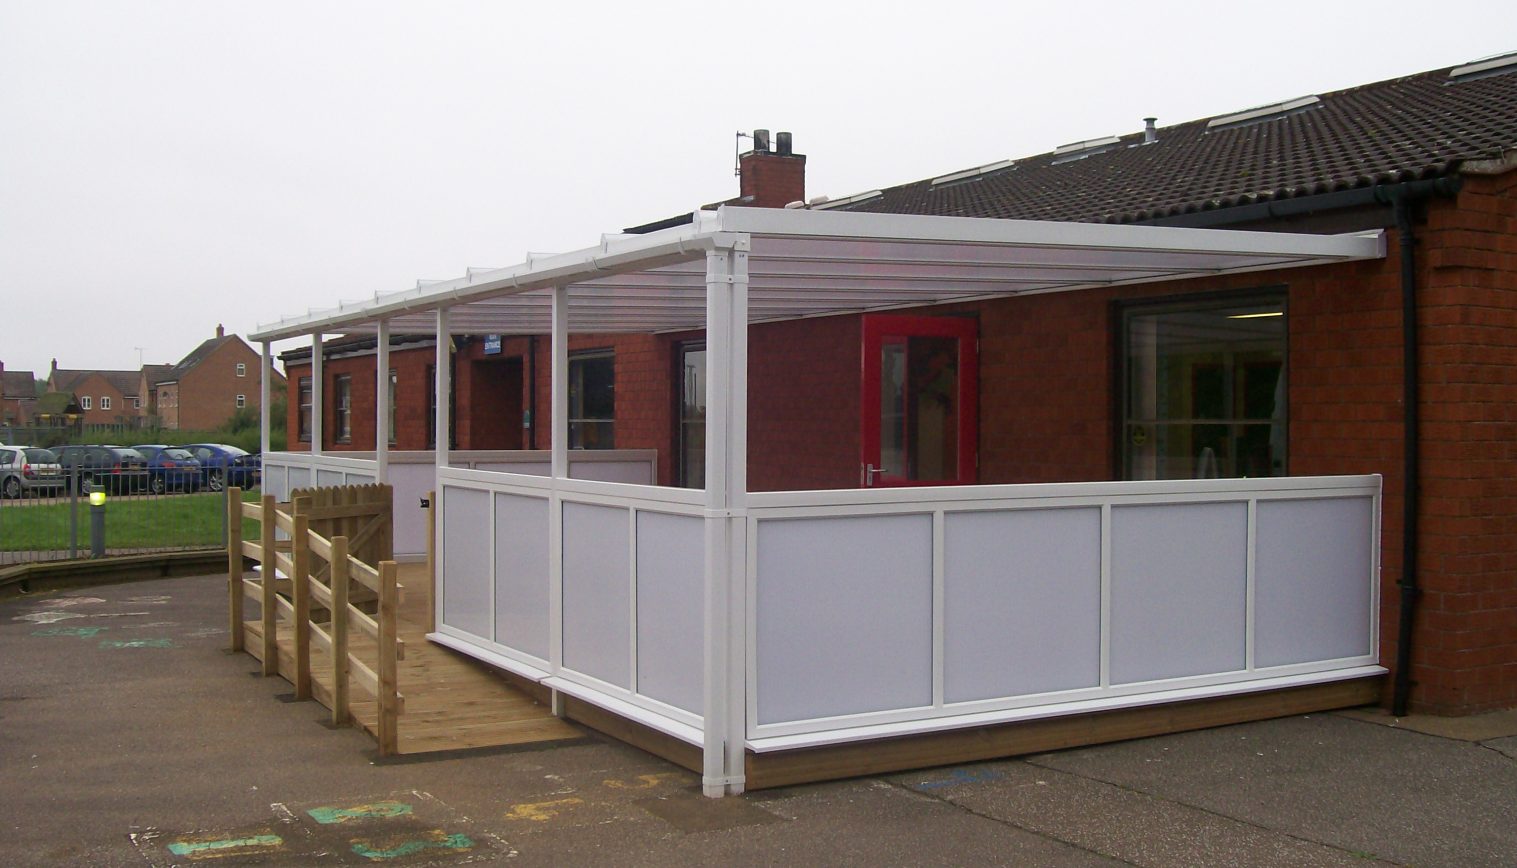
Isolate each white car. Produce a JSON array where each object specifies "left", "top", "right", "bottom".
[{"left": 0, "top": 446, "right": 67, "bottom": 499}]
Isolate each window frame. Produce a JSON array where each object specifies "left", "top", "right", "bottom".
[
  {"left": 676, "top": 342, "right": 706, "bottom": 488},
  {"left": 101, "top": 396, "right": 112, "bottom": 411},
  {"left": 1114, "top": 286, "right": 1289, "bottom": 481},
  {"left": 298, "top": 376, "right": 313, "bottom": 442},
  {"left": 568, "top": 349, "right": 615, "bottom": 450},
  {"left": 236, "top": 394, "right": 246, "bottom": 409},
  {"left": 236, "top": 362, "right": 246, "bottom": 378},
  {"left": 80, "top": 396, "right": 92, "bottom": 410},
  {"left": 333, "top": 374, "right": 352, "bottom": 444}
]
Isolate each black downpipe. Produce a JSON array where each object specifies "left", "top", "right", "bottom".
[
  {"left": 527, "top": 335, "right": 538, "bottom": 449},
  {"left": 1381, "top": 187, "right": 1426, "bottom": 717}
]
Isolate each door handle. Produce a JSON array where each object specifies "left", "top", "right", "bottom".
[{"left": 864, "top": 464, "right": 887, "bottom": 487}]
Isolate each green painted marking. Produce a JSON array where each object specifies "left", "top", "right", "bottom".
[
  {"left": 307, "top": 801, "right": 414, "bottom": 824},
  {"left": 167, "top": 834, "right": 283, "bottom": 856},
  {"left": 351, "top": 832, "right": 473, "bottom": 861},
  {"left": 99, "top": 638, "right": 176, "bottom": 649},
  {"left": 34, "top": 626, "right": 107, "bottom": 637}
]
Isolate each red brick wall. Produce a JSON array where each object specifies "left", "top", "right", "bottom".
[
  {"left": 739, "top": 150, "right": 807, "bottom": 208},
  {"left": 176, "top": 339, "right": 284, "bottom": 431},
  {"left": 284, "top": 342, "right": 437, "bottom": 452},
  {"left": 748, "top": 316, "right": 862, "bottom": 491}
]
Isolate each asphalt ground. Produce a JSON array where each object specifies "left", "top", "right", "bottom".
[{"left": 3, "top": 574, "right": 1514, "bottom": 867}]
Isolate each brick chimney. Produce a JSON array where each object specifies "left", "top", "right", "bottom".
[
  {"left": 216, "top": 323, "right": 225, "bottom": 339},
  {"left": 738, "top": 129, "right": 806, "bottom": 208}
]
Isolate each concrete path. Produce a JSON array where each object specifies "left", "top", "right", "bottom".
[{"left": 3, "top": 573, "right": 1514, "bottom": 867}]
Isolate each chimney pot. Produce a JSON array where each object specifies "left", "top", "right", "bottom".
[
  {"left": 753, "top": 129, "right": 771, "bottom": 152},
  {"left": 1143, "top": 117, "right": 1158, "bottom": 144},
  {"left": 776, "top": 131, "right": 793, "bottom": 156}
]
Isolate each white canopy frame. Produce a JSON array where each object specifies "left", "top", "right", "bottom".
[{"left": 253, "top": 207, "right": 1386, "bottom": 796}]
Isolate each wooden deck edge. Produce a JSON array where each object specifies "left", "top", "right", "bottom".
[
  {"left": 560, "top": 695, "right": 703, "bottom": 775},
  {"left": 744, "top": 675, "right": 1385, "bottom": 791},
  {"left": 494, "top": 668, "right": 555, "bottom": 707},
  {"left": 1, "top": 551, "right": 240, "bottom": 599}
]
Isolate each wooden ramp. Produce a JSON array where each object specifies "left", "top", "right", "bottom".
[{"left": 245, "top": 563, "right": 580, "bottom": 754}]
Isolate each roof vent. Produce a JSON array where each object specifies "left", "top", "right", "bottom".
[
  {"left": 1206, "top": 95, "right": 1320, "bottom": 130},
  {"left": 931, "top": 159, "right": 1015, "bottom": 188},
  {"left": 1449, "top": 50, "right": 1517, "bottom": 82},
  {"left": 811, "top": 190, "right": 883, "bottom": 210},
  {"left": 1051, "top": 135, "right": 1121, "bottom": 164},
  {"left": 1143, "top": 117, "right": 1158, "bottom": 144}
]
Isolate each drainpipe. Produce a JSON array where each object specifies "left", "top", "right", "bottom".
[
  {"left": 527, "top": 335, "right": 538, "bottom": 450},
  {"left": 1375, "top": 178, "right": 1461, "bottom": 717}
]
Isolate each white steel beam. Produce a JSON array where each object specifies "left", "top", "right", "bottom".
[
  {"left": 260, "top": 341, "right": 272, "bottom": 458},
  {"left": 311, "top": 334, "right": 324, "bottom": 456}
]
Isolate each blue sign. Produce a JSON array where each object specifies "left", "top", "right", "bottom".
[{"left": 483, "top": 335, "right": 502, "bottom": 355}]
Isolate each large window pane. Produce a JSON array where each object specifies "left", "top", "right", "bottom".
[
  {"left": 569, "top": 351, "right": 614, "bottom": 449},
  {"left": 679, "top": 345, "right": 706, "bottom": 488},
  {"left": 1123, "top": 295, "right": 1286, "bottom": 480}
]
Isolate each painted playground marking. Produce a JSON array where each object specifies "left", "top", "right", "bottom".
[
  {"left": 15, "top": 610, "right": 150, "bottom": 623},
  {"left": 307, "top": 801, "right": 414, "bottom": 825},
  {"left": 915, "top": 767, "right": 1003, "bottom": 790},
  {"left": 33, "top": 626, "right": 108, "bottom": 638},
  {"left": 603, "top": 773, "right": 679, "bottom": 790},
  {"left": 505, "top": 797, "right": 584, "bottom": 822},
  {"left": 349, "top": 831, "right": 474, "bottom": 861},
  {"left": 165, "top": 832, "right": 284, "bottom": 859},
  {"left": 38, "top": 596, "right": 107, "bottom": 608},
  {"left": 100, "top": 638, "right": 176, "bottom": 649}
]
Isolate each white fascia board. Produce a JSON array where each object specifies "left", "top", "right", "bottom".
[
  {"left": 250, "top": 214, "right": 731, "bottom": 341},
  {"left": 717, "top": 206, "right": 1386, "bottom": 262}
]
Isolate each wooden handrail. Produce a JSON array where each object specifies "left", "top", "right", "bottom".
[{"left": 226, "top": 483, "right": 402, "bottom": 753}]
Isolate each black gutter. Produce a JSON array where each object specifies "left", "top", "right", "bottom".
[{"left": 1146, "top": 176, "right": 1463, "bottom": 716}]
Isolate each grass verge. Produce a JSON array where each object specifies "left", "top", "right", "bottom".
[{"left": 0, "top": 489, "right": 260, "bottom": 551}]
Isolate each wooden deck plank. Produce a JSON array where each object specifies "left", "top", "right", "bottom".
[{"left": 241, "top": 563, "right": 579, "bottom": 754}]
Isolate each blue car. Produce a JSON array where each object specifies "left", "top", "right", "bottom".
[
  {"left": 181, "top": 443, "right": 260, "bottom": 491},
  {"left": 133, "top": 445, "right": 204, "bottom": 494}
]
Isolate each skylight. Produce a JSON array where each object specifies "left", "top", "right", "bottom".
[
  {"left": 931, "top": 159, "right": 1015, "bottom": 188},
  {"left": 811, "top": 190, "right": 883, "bottom": 210},
  {"left": 1207, "top": 95, "right": 1321, "bottom": 130},
  {"left": 1449, "top": 50, "right": 1517, "bottom": 82},
  {"left": 1050, "top": 135, "right": 1121, "bottom": 164}
]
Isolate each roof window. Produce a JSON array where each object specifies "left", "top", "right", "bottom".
[
  {"left": 1206, "top": 96, "right": 1320, "bottom": 130},
  {"left": 811, "top": 190, "right": 883, "bottom": 210},
  {"left": 1448, "top": 50, "right": 1517, "bottom": 82},
  {"left": 931, "top": 159, "right": 1015, "bottom": 188},
  {"left": 1051, "top": 135, "right": 1121, "bottom": 164}
]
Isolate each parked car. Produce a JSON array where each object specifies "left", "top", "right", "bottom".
[
  {"left": 0, "top": 446, "right": 66, "bottom": 498},
  {"left": 54, "top": 445, "right": 150, "bottom": 494},
  {"left": 181, "top": 443, "right": 260, "bottom": 491},
  {"left": 132, "top": 445, "right": 204, "bottom": 494}
]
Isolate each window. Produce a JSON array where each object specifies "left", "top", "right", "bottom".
[
  {"left": 1121, "top": 292, "right": 1287, "bottom": 480},
  {"left": 388, "top": 369, "right": 397, "bottom": 445},
  {"left": 298, "top": 377, "right": 312, "bottom": 442},
  {"left": 236, "top": 362, "right": 246, "bottom": 378},
  {"left": 333, "top": 375, "right": 352, "bottom": 443},
  {"left": 236, "top": 394, "right": 246, "bottom": 408},
  {"left": 677, "top": 344, "right": 706, "bottom": 487},
  {"left": 569, "top": 351, "right": 615, "bottom": 449},
  {"left": 101, "top": 396, "right": 111, "bottom": 410},
  {"left": 133, "top": 397, "right": 142, "bottom": 409},
  {"left": 80, "top": 396, "right": 92, "bottom": 410}
]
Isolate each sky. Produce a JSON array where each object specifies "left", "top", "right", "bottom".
[{"left": 2, "top": 1, "right": 1513, "bottom": 379}]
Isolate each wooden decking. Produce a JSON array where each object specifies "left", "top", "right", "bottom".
[{"left": 245, "top": 562, "right": 581, "bottom": 754}]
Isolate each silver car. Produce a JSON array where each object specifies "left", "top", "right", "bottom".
[{"left": 0, "top": 446, "right": 66, "bottom": 499}]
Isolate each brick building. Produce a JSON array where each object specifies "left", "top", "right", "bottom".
[
  {"left": 148, "top": 325, "right": 286, "bottom": 430},
  {"left": 276, "top": 54, "right": 1517, "bottom": 717},
  {"left": 46, "top": 363, "right": 141, "bottom": 425},
  {"left": 0, "top": 361, "right": 39, "bottom": 426}
]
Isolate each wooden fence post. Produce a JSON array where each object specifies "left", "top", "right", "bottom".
[
  {"left": 227, "top": 486, "right": 243, "bottom": 653},
  {"left": 291, "top": 500, "right": 312, "bottom": 701},
  {"left": 330, "top": 534, "right": 350, "bottom": 727},
  {"left": 260, "top": 493, "right": 277, "bottom": 676},
  {"left": 377, "top": 559, "right": 400, "bottom": 756}
]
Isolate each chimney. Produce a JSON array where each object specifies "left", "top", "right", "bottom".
[
  {"left": 737, "top": 129, "right": 806, "bottom": 208},
  {"left": 216, "top": 323, "right": 225, "bottom": 339},
  {"left": 1143, "top": 117, "right": 1158, "bottom": 144}
]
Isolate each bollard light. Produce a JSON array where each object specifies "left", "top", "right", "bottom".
[
  {"left": 89, "top": 490, "right": 107, "bottom": 507},
  {"left": 89, "top": 488, "right": 107, "bottom": 558}
]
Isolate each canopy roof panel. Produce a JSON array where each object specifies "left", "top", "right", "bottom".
[{"left": 252, "top": 207, "right": 1386, "bottom": 341}]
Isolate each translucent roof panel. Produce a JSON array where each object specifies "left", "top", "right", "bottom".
[{"left": 253, "top": 207, "right": 1385, "bottom": 341}]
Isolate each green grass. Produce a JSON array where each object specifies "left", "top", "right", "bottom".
[{"left": 0, "top": 489, "right": 261, "bottom": 552}]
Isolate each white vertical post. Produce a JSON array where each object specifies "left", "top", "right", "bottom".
[
  {"left": 375, "top": 319, "right": 390, "bottom": 484},
  {"left": 548, "top": 285, "right": 568, "bottom": 713},
  {"left": 435, "top": 310, "right": 450, "bottom": 469},
  {"left": 702, "top": 241, "right": 749, "bottom": 797},
  {"left": 311, "top": 334, "right": 324, "bottom": 455},
  {"left": 259, "top": 341, "right": 272, "bottom": 458}
]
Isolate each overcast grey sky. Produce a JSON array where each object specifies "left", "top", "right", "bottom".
[{"left": 2, "top": 1, "right": 1512, "bottom": 378}]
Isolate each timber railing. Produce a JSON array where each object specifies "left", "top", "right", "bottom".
[{"left": 227, "top": 484, "right": 405, "bottom": 754}]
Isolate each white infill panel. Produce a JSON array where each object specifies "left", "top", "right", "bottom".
[
  {"left": 289, "top": 468, "right": 312, "bottom": 490},
  {"left": 561, "top": 501, "right": 632, "bottom": 689},
  {"left": 572, "top": 460, "right": 655, "bottom": 485},
  {"left": 317, "top": 469, "right": 344, "bottom": 487},
  {"left": 943, "top": 507, "right": 1102, "bottom": 702},
  {"left": 1254, "top": 497, "right": 1375, "bottom": 667},
  {"left": 494, "top": 493, "right": 551, "bottom": 660},
  {"left": 1109, "top": 502, "right": 1247, "bottom": 684},
  {"left": 755, "top": 514, "right": 933, "bottom": 725},
  {"left": 442, "top": 486, "right": 491, "bottom": 639},
  {"left": 389, "top": 461, "right": 436, "bottom": 558},
  {"left": 635, "top": 511, "right": 705, "bottom": 715}
]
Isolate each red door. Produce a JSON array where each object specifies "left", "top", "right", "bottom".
[{"left": 861, "top": 314, "right": 978, "bottom": 487}]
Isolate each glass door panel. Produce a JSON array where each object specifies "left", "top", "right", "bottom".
[{"left": 861, "top": 315, "right": 977, "bottom": 487}]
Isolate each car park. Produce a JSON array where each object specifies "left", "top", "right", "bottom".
[
  {"left": 0, "top": 446, "right": 66, "bottom": 498},
  {"left": 132, "top": 445, "right": 204, "bottom": 494},
  {"left": 181, "top": 443, "right": 259, "bottom": 491},
  {"left": 54, "top": 445, "right": 150, "bottom": 494}
]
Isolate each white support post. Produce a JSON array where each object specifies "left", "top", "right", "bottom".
[
  {"left": 375, "top": 319, "right": 390, "bottom": 484},
  {"left": 701, "top": 241, "right": 749, "bottom": 797},
  {"left": 548, "top": 286, "right": 568, "bottom": 713},
  {"left": 259, "top": 341, "right": 272, "bottom": 458},
  {"left": 435, "top": 310, "right": 450, "bottom": 468},
  {"left": 311, "top": 334, "right": 324, "bottom": 455}
]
